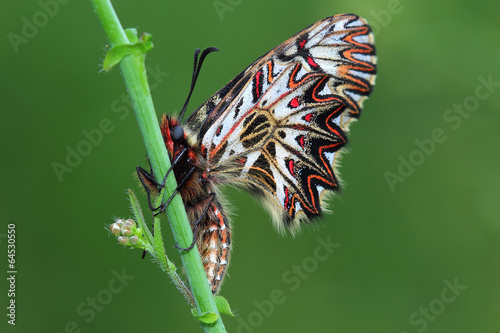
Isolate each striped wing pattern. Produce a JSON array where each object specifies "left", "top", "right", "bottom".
[{"left": 186, "top": 14, "right": 376, "bottom": 232}]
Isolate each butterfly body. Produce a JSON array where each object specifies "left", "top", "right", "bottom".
[
  {"left": 159, "top": 115, "right": 231, "bottom": 293},
  {"left": 160, "top": 14, "right": 376, "bottom": 294}
]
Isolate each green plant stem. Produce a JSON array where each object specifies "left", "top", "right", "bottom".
[{"left": 91, "top": 1, "right": 225, "bottom": 331}]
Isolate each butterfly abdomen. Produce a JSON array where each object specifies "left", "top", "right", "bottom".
[
  {"left": 187, "top": 197, "right": 231, "bottom": 294},
  {"left": 178, "top": 173, "right": 231, "bottom": 294}
]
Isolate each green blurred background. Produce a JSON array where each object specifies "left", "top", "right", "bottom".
[{"left": 1, "top": 0, "right": 499, "bottom": 332}]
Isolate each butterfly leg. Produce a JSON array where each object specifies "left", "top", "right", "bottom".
[
  {"left": 136, "top": 165, "right": 162, "bottom": 212},
  {"left": 150, "top": 165, "right": 196, "bottom": 217},
  {"left": 174, "top": 192, "right": 216, "bottom": 252},
  {"left": 137, "top": 165, "right": 195, "bottom": 258},
  {"left": 136, "top": 148, "right": 190, "bottom": 258},
  {"left": 136, "top": 147, "right": 189, "bottom": 212}
]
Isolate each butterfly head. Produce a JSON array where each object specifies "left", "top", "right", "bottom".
[
  {"left": 161, "top": 114, "right": 200, "bottom": 164},
  {"left": 171, "top": 125, "right": 184, "bottom": 142},
  {"left": 161, "top": 115, "right": 184, "bottom": 155}
]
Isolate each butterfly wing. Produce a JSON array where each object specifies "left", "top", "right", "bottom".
[{"left": 186, "top": 14, "right": 377, "bottom": 232}]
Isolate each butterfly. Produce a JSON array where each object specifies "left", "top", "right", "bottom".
[{"left": 138, "top": 14, "right": 376, "bottom": 294}]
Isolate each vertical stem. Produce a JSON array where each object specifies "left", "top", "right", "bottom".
[{"left": 90, "top": 1, "right": 226, "bottom": 331}]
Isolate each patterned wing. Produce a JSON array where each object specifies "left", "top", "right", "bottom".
[{"left": 186, "top": 14, "right": 377, "bottom": 232}]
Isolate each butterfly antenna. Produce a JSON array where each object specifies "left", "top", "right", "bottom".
[{"left": 178, "top": 47, "right": 219, "bottom": 123}]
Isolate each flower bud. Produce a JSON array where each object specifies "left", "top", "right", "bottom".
[
  {"left": 118, "top": 236, "right": 129, "bottom": 246},
  {"left": 125, "top": 219, "right": 136, "bottom": 228},
  {"left": 129, "top": 235, "right": 139, "bottom": 245},
  {"left": 115, "top": 219, "right": 125, "bottom": 227},
  {"left": 121, "top": 225, "right": 132, "bottom": 236},
  {"left": 110, "top": 223, "right": 121, "bottom": 236}
]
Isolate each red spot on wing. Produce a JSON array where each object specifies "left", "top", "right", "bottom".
[
  {"left": 288, "top": 159, "right": 295, "bottom": 177},
  {"left": 284, "top": 187, "right": 290, "bottom": 210},
  {"left": 304, "top": 113, "right": 313, "bottom": 122},
  {"left": 254, "top": 71, "right": 262, "bottom": 98},
  {"left": 299, "top": 39, "right": 307, "bottom": 50},
  {"left": 307, "top": 56, "right": 319, "bottom": 69},
  {"left": 283, "top": 186, "right": 296, "bottom": 216},
  {"left": 289, "top": 96, "right": 300, "bottom": 108},
  {"left": 298, "top": 135, "right": 305, "bottom": 149}
]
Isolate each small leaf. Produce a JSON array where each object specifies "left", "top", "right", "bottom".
[
  {"left": 102, "top": 32, "right": 154, "bottom": 71},
  {"left": 191, "top": 309, "right": 219, "bottom": 324},
  {"left": 214, "top": 296, "right": 235, "bottom": 317},
  {"left": 103, "top": 44, "right": 129, "bottom": 71}
]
